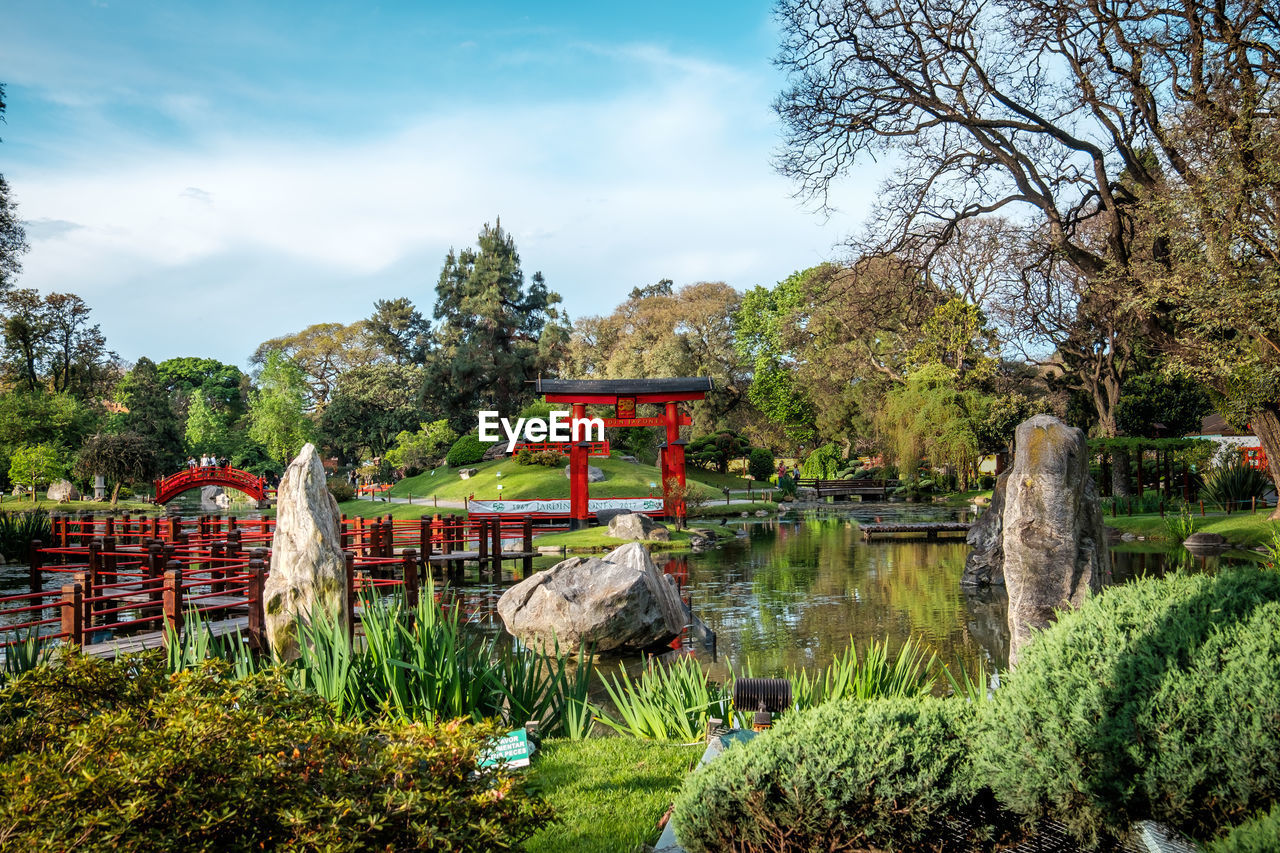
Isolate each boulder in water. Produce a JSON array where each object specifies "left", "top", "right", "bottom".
[
  {"left": 497, "top": 542, "right": 686, "bottom": 654},
  {"left": 962, "top": 472, "right": 1008, "bottom": 587},
  {"left": 607, "top": 511, "right": 670, "bottom": 541}
]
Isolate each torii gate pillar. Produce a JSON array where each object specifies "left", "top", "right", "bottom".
[{"left": 568, "top": 402, "right": 591, "bottom": 529}]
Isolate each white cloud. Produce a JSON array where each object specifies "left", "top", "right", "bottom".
[{"left": 9, "top": 46, "right": 880, "bottom": 364}]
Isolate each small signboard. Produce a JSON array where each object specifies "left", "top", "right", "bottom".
[
  {"left": 479, "top": 727, "right": 533, "bottom": 769},
  {"left": 616, "top": 396, "right": 637, "bottom": 419}
]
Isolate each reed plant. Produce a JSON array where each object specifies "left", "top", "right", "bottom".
[
  {"left": 597, "top": 655, "right": 732, "bottom": 742},
  {"left": 1164, "top": 504, "right": 1197, "bottom": 541},
  {"left": 785, "top": 636, "right": 937, "bottom": 710},
  {"left": 497, "top": 636, "right": 597, "bottom": 739},
  {"left": 0, "top": 628, "right": 51, "bottom": 688},
  {"left": 0, "top": 509, "right": 50, "bottom": 561}
]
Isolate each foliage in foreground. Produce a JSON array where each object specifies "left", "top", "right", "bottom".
[
  {"left": 1208, "top": 804, "right": 1280, "bottom": 853},
  {"left": 975, "top": 567, "right": 1280, "bottom": 846},
  {"left": 672, "top": 697, "right": 1018, "bottom": 853},
  {"left": 0, "top": 507, "right": 49, "bottom": 560},
  {"left": 0, "top": 654, "right": 552, "bottom": 852}
]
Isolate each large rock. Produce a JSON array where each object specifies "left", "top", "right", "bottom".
[
  {"left": 46, "top": 479, "right": 80, "bottom": 502},
  {"left": 482, "top": 443, "right": 506, "bottom": 461},
  {"left": 263, "top": 443, "right": 348, "bottom": 660},
  {"left": 497, "top": 542, "right": 686, "bottom": 654},
  {"left": 457, "top": 468, "right": 478, "bottom": 480},
  {"left": 200, "top": 485, "right": 230, "bottom": 509},
  {"left": 563, "top": 464, "right": 605, "bottom": 483},
  {"left": 608, "top": 511, "right": 670, "bottom": 541},
  {"left": 1002, "top": 415, "right": 1109, "bottom": 665},
  {"left": 962, "top": 471, "right": 1009, "bottom": 586}
]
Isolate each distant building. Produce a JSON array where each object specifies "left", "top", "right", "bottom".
[{"left": 1185, "top": 414, "right": 1268, "bottom": 471}]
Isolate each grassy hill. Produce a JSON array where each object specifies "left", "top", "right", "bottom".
[{"left": 389, "top": 455, "right": 723, "bottom": 502}]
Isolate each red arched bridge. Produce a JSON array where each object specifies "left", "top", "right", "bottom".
[{"left": 153, "top": 466, "right": 268, "bottom": 505}]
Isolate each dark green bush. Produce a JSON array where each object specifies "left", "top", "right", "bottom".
[
  {"left": 325, "top": 477, "right": 355, "bottom": 502},
  {"left": 1201, "top": 460, "right": 1273, "bottom": 509},
  {"left": 529, "top": 450, "right": 565, "bottom": 467},
  {"left": 747, "top": 447, "right": 774, "bottom": 482},
  {"left": 446, "top": 434, "right": 490, "bottom": 467},
  {"left": 673, "top": 697, "right": 1017, "bottom": 853},
  {"left": 515, "top": 448, "right": 534, "bottom": 465},
  {"left": 1209, "top": 804, "right": 1280, "bottom": 853},
  {"left": 0, "top": 654, "right": 552, "bottom": 852},
  {"left": 975, "top": 568, "right": 1280, "bottom": 846}
]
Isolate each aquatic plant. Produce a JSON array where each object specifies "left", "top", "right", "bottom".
[
  {"left": 0, "top": 509, "right": 50, "bottom": 561},
  {"left": 597, "top": 655, "right": 732, "bottom": 742}
]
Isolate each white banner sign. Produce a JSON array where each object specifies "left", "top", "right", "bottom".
[{"left": 468, "top": 498, "right": 664, "bottom": 514}]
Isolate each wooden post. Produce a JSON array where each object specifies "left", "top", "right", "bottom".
[
  {"left": 209, "top": 541, "right": 225, "bottom": 592},
  {"left": 403, "top": 548, "right": 419, "bottom": 607},
  {"left": 148, "top": 543, "right": 166, "bottom": 630},
  {"left": 163, "top": 564, "right": 183, "bottom": 635},
  {"left": 491, "top": 517, "right": 503, "bottom": 574},
  {"left": 356, "top": 517, "right": 366, "bottom": 557},
  {"left": 341, "top": 515, "right": 350, "bottom": 551},
  {"left": 419, "top": 516, "right": 430, "bottom": 558},
  {"left": 344, "top": 551, "right": 356, "bottom": 640},
  {"left": 60, "top": 582, "right": 83, "bottom": 647},
  {"left": 28, "top": 539, "right": 42, "bottom": 595},
  {"left": 522, "top": 515, "right": 534, "bottom": 575},
  {"left": 476, "top": 518, "right": 489, "bottom": 564},
  {"left": 383, "top": 520, "right": 394, "bottom": 558},
  {"left": 246, "top": 559, "right": 266, "bottom": 651},
  {"left": 74, "top": 571, "right": 92, "bottom": 633},
  {"left": 167, "top": 516, "right": 180, "bottom": 542}
]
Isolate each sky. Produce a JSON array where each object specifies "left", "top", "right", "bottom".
[{"left": 3, "top": 0, "right": 879, "bottom": 367}]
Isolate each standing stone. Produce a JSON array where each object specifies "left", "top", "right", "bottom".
[
  {"left": 46, "top": 479, "right": 80, "bottom": 501},
  {"left": 962, "top": 471, "right": 1009, "bottom": 587},
  {"left": 263, "top": 443, "right": 348, "bottom": 660},
  {"left": 1002, "top": 415, "right": 1109, "bottom": 665},
  {"left": 497, "top": 542, "right": 686, "bottom": 654}
]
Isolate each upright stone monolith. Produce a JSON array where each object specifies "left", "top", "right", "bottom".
[
  {"left": 1002, "top": 415, "right": 1108, "bottom": 665},
  {"left": 263, "top": 443, "right": 347, "bottom": 660}
]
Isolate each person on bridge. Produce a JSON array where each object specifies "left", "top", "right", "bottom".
[{"left": 187, "top": 456, "right": 197, "bottom": 471}]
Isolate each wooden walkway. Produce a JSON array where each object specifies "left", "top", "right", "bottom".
[
  {"left": 860, "top": 522, "right": 971, "bottom": 541},
  {"left": 82, "top": 615, "right": 250, "bottom": 659}
]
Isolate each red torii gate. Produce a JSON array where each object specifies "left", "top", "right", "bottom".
[{"left": 536, "top": 377, "right": 712, "bottom": 529}]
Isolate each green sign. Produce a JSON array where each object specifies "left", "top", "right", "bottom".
[{"left": 479, "top": 727, "right": 532, "bottom": 769}]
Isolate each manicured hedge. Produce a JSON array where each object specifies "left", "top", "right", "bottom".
[
  {"left": 672, "top": 697, "right": 1019, "bottom": 853},
  {"left": 0, "top": 654, "right": 552, "bottom": 852},
  {"left": 975, "top": 567, "right": 1280, "bottom": 846},
  {"left": 446, "top": 434, "right": 490, "bottom": 467}
]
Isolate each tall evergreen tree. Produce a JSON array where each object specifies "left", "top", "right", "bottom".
[
  {"left": 431, "top": 221, "right": 568, "bottom": 430},
  {"left": 116, "top": 357, "right": 185, "bottom": 472},
  {"left": 248, "top": 350, "right": 315, "bottom": 465}
]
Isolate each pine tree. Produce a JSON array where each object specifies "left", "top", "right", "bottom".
[
  {"left": 431, "top": 221, "right": 568, "bottom": 430},
  {"left": 117, "top": 357, "right": 185, "bottom": 472}
]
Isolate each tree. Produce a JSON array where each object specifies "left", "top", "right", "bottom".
[
  {"left": 185, "top": 389, "right": 230, "bottom": 457},
  {"left": 115, "top": 357, "right": 185, "bottom": 473},
  {"left": 1, "top": 289, "right": 116, "bottom": 396},
  {"left": 0, "top": 391, "right": 101, "bottom": 489},
  {"left": 384, "top": 419, "right": 458, "bottom": 475},
  {"left": 1115, "top": 372, "right": 1213, "bottom": 440},
  {"left": 365, "top": 297, "right": 431, "bottom": 365},
  {"left": 75, "top": 432, "right": 159, "bottom": 507},
  {"left": 8, "top": 443, "right": 67, "bottom": 501},
  {"left": 565, "top": 279, "right": 748, "bottom": 432},
  {"left": 687, "top": 431, "right": 751, "bottom": 475},
  {"left": 736, "top": 270, "right": 819, "bottom": 445},
  {"left": 0, "top": 84, "right": 30, "bottom": 294},
  {"left": 156, "top": 357, "right": 247, "bottom": 420},
  {"left": 252, "top": 322, "right": 381, "bottom": 410},
  {"left": 248, "top": 350, "right": 315, "bottom": 465},
  {"left": 774, "top": 0, "right": 1166, "bottom": 439},
  {"left": 319, "top": 364, "right": 428, "bottom": 461},
  {"left": 877, "top": 365, "right": 986, "bottom": 489},
  {"left": 432, "top": 221, "right": 570, "bottom": 431}
]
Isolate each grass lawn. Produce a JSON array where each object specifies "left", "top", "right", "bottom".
[
  {"left": 336, "top": 500, "right": 467, "bottom": 520},
  {"left": 688, "top": 501, "right": 777, "bottom": 518},
  {"left": 532, "top": 526, "right": 696, "bottom": 552},
  {"left": 684, "top": 467, "right": 772, "bottom": 493},
  {"left": 1106, "top": 509, "right": 1280, "bottom": 547},
  {"left": 525, "top": 737, "right": 702, "bottom": 853},
  {"left": 0, "top": 496, "right": 160, "bottom": 514},
  {"left": 390, "top": 456, "right": 722, "bottom": 502}
]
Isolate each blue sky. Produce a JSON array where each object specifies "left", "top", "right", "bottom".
[{"left": 4, "top": 1, "right": 878, "bottom": 366}]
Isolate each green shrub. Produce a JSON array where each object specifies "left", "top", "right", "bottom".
[
  {"left": 673, "top": 697, "right": 1016, "bottom": 853},
  {"left": 975, "top": 568, "right": 1280, "bottom": 846},
  {"left": 446, "top": 434, "right": 490, "bottom": 467},
  {"left": 799, "top": 443, "right": 841, "bottom": 479},
  {"left": 516, "top": 448, "right": 534, "bottom": 465},
  {"left": 747, "top": 447, "right": 774, "bottom": 482},
  {"left": 529, "top": 450, "right": 565, "bottom": 467},
  {"left": 1209, "top": 804, "right": 1280, "bottom": 853},
  {"left": 325, "top": 477, "right": 355, "bottom": 502},
  {"left": 0, "top": 654, "right": 552, "bottom": 851},
  {"left": 1202, "top": 460, "right": 1273, "bottom": 510}
]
